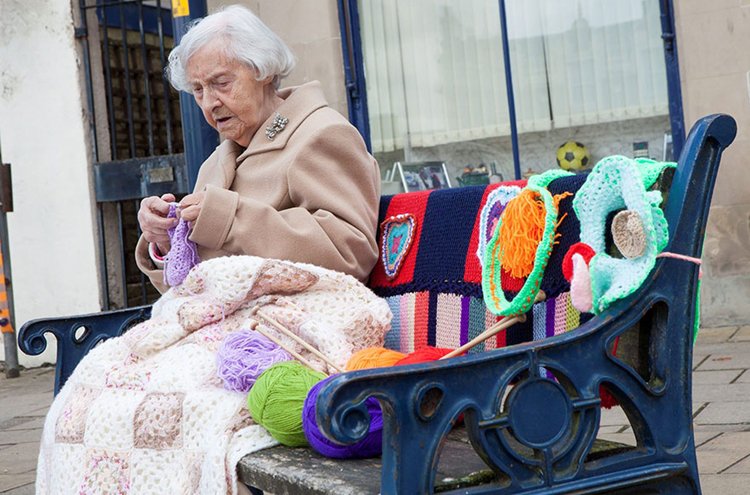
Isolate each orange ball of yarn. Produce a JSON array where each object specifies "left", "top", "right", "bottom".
[
  {"left": 346, "top": 347, "right": 406, "bottom": 371},
  {"left": 394, "top": 347, "right": 454, "bottom": 366}
]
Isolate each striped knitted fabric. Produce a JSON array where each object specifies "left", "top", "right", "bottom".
[{"left": 371, "top": 179, "right": 591, "bottom": 355}]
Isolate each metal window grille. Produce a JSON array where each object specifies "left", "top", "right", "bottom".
[{"left": 77, "top": 0, "right": 188, "bottom": 309}]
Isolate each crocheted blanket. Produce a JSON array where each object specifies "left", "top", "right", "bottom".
[{"left": 36, "top": 256, "right": 391, "bottom": 495}]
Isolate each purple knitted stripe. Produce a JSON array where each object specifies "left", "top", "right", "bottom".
[
  {"left": 545, "top": 299, "right": 556, "bottom": 338},
  {"left": 460, "top": 296, "right": 470, "bottom": 345}
]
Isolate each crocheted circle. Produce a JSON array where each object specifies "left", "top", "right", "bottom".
[
  {"left": 476, "top": 185, "right": 522, "bottom": 265},
  {"left": 562, "top": 242, "right": 596, "bottom": 282},
  {"left": 573, "top": 156, "right": 675, "bottom": 314},
  {"left": 482, "top": 170, "right": 573, "bottom": 316},
  {"left": 611, "top": 210, "right": 646, "bottom": 258}
]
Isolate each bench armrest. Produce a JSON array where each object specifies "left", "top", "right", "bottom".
[
  {"left": 18, "top": 305, "right": 152, "bottom": 394},
  {"left": 315, "top": 114, "right": 737, "bottom": 494}
]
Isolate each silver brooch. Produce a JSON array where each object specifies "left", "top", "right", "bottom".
[{"left": 265, "top": 113, "right": 289, "bottom": 140}]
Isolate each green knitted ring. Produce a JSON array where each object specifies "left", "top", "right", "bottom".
[{"left": 482, "top": 170, "right": 572, "bottom": 316}]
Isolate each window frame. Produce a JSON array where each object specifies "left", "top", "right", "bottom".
[{"left": 337, "top": 0, "right": 686, "bottom": 179}]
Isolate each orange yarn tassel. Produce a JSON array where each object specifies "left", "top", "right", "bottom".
[
  {"left": 498, "top": 189, "right": 546, "bottom": 278},
  {"left": 498, "top": 190, "right": 573, "bottom": 278}
]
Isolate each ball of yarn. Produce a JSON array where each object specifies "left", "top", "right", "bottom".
[
  {"left": 216, "top": 330, "right": 292, "bottom": 393},
  {"left": 302, "top": 377, "right": 383, "bottom": 458},
  {"left": 394, "top": 347, "right": 454, "bottom": 366},
  {"left": 247, "top": 361, "right": 326, "bottom": 447},
  {"left": 346, "top": 347, "right": 406, "bottom": 371}
]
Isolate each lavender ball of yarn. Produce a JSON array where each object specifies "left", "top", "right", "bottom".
[
  {"left": 216, "top": 330, "right": 292, "bottom": 393},
  {"left": 302, "top": 377, "right": 383, "bottom": 459}
]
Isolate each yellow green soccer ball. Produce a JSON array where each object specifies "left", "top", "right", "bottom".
[{"left": 556, "top": 141, "right": 591, "bottom": 171}]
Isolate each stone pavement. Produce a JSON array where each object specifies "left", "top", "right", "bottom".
[
  {"left": 0, "top": 366, "right": 53, "bottom": 495},
  {"left": 2, "top": 326, "right": 750, "bottom": 494}
]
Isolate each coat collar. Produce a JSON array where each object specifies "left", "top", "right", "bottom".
[{"left": 235, "top": 81, "right": 328, "bottom": 162}]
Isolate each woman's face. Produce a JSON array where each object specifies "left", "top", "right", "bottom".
[{"left": 186, "top": 40, "right": 278, "bottom": 147}]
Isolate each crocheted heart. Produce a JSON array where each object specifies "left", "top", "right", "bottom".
[{"left": 381, "top": 214, "right": 416, "bottom": 280}]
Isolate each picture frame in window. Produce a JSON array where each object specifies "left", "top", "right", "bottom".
[{"left": 394, "top": 161, "right": 452, "bottom": 193}]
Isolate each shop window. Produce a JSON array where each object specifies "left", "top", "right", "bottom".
[{"left": 356, "top": 0, "right": 672, "bottom": 184}]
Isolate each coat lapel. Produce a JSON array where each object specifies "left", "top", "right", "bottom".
[{"left": 236, "top": 81, "right": 328, "bottom": 162}]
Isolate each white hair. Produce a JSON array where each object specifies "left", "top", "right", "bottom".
[{"left": 167, "top": 5, "right": 295, "bottom": 92}]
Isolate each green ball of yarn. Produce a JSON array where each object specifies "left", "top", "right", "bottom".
[{"left": 247, "top": 361, "right": 326, "bottom": 447}]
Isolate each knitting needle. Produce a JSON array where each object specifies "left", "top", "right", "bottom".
[
  {"left": 439, "top": 290, "right": 546, "bottom": 360},
  {"left": 255, "top": 309, "right": 345, "bottom": 373},
  {"left": 250, "top": 320, "right": 329, "bottom": 376}
]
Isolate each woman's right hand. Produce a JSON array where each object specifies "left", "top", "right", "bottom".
[{"left": 138, "top": 193, "right": 177, "bottom": 253}]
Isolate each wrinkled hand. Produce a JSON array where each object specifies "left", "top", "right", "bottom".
[
  {"left": 137, "top": 193, "right": 176, "bottom": 253},
  {"left": 179, "top": 192, "right": 205, "bottom": 223}
]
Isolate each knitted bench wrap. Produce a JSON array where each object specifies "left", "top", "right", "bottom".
[{"left": 370, "top": 178, "right": 592, "bottom": 355}]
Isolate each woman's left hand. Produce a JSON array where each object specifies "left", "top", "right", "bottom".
[{"left": 179, "top": 192, "right": 205, "bottom": 223}]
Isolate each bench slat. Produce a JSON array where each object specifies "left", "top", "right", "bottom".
[{"left": 237, "top": 431, "right": 489, "bottom": 494}]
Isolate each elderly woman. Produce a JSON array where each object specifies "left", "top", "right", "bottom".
[
  {"left": 136, "top": 4, "right": 380, "bottom": 292},
  {"left": 35, "top": 7, "right": 392, "bottom": 495}
]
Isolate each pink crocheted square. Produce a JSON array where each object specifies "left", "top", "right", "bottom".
[
  {"left": 79, "top": 449, "right": 131, "bottom": 495},
  {"left": 55, "top": 385, "right": 102, "bottom": 444},
  {"left": 246, "top": 260, "right": 319, "bottom": 299},
  {"left": 133, "top": 392, "right": 185, "bottom": 449}
]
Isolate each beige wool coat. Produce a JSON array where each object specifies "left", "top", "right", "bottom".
[{"left": 136, "top": 81, "right": 381, "bottom": 293}]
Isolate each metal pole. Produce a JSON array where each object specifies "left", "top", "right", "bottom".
[
  {"left": 0, "top": 228, "right": 18, "bottom": 379},
  {"left": 336, "top": 0, "right": 372, "bottom": 152},
  {"left": 171, "top": 0, "right": 218, "bottom": 190},
  {"left": 498, "top": 0, "right": 522, "bottom": 180},
  {"left": 659, "top": 0, "right": 686, "bottom": 159},
  {"left": 0, "top": 156, "right": 18, "bottom": 378}
]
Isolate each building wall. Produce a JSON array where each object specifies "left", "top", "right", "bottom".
[
  {"left": 207, "top": 0, "right": 348, "bottom": 116},
  {"left": 675, "top": 0, "right": 750, "bottom": 326},
  {"left": 0, "top": 0, "right": 101, "bottom": 366}
]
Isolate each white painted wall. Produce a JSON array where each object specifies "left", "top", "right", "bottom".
[{"left": 0, "top": 0, "right": 101, "bottom": 366}]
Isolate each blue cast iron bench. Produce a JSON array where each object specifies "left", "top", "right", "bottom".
[{"left": 20, "top": 114, "right": 736, "bottom": 494}]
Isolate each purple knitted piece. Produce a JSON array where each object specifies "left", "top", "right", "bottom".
[
  {"left": 164, "top": 203, "right": 200, "bottom": 287},
  {"left": 216, "top": 330, "right": 292, "bottom": 393},
  {"left": 302, "top": 376, "right": 383, "bottom": 459}
]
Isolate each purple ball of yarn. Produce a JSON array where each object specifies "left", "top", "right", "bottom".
[
  {"left": 302, "top": 376, "right": 383, "bottom": 459},
  {"left": 216, "top": 330, "right": 292, "bottom": 393}
]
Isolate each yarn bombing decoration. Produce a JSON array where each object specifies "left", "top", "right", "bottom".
[
  {"left": 572, "top": 157, "right": 676, "bottom": 314},
  {"left": 482, "top": 170, "right": 574, "bottom": 317},
  {"left": 247, "top": 361, "right": 326, "bottom": 447},
  {"left": 380, "top": 213, "right": 416, "bottom": 279},
  {"left": 476, "top": 185, "right": 522, "bottom": 265},
  {"left": 164, "top": 203, "right": 200, "bottom": 286},
  {"left": 302, "top": 377, "right": 383, "bottom": 459},
  {"left": 346, "top": 347, "right": 406, "bottom": 371},
  {"left": 395, "top": 347, "right": 455, "bottom": 365},
  {"left": 215, "top": 330, "right": 292, "bottom": 393}
]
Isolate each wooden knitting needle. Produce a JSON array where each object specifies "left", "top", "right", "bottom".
[
  {"left": 254, "top": 309, "right": 344, "bottom": 373},
  {"left": 250, "top": 320, "right": 329, "bottom": 376},
  {"left": 440, "top": 290, "right": 546, "bottom": 360}
]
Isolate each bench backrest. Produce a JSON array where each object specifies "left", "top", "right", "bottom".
[{"left": 367, "top": 174, "right": 594, "bottom": 354}]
